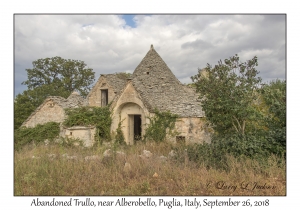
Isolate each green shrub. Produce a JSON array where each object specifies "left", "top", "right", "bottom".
[
  {"left": 63, "top": 106, "right": 112, "bottom": 144},
  {"left": 114, "top": 117, "right": 126, "bottom": 145},
  {"left": 187, "top": 132, "right": 285, "bottom": 171},
  {"left": 14, "top": 122, "right": 60, "bottom": 150},
  {"left": 187, "top": 142, "right": 228, "bottom": 170},
  {"left": 144, "top": 109, "right": 178, "bottom": 142}
]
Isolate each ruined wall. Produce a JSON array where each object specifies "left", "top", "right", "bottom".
[
  {"left": 63, "top": 126, "right": 96, "bottom": 147},
  {"left": 87, "top": 76, "right": 116, "bottom": 107},
  {"left": 167, "top": 117, "right": 211, "bottom": 145},
  {"left": 23, "top": 101, "right": 65, "bottom": 128}
]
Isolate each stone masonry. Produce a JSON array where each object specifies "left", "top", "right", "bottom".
[
  {"left": 22, "top": 45, "right": 210, "bottom": 146},
  {"left": 22, "top": 92, "right": 85, "bottom": 128}
]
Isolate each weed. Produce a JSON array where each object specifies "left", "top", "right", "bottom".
[
  {"left": 14, "top": 141, "right": 286, "bottom": 196},
  {"left": 144, "top": 109, "right": 178, "bottom": 142},
  {"left": 63, "top": 106, "right": 112, "bottom": 144},
  {"left": 14, "top": 122, "right": 60, "bottom": 150}
]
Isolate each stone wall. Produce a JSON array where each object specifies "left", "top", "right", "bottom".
[
  {"left": 62, "top": 126, "right": 96, "bottom": 147},
  {"left": 167, "top": 117, "right": 211, "bottom": 145},
  {"left": 111, "top": 81, "right": 211, "bottom": 145},
  {"left": 111, "top": 82, "right": 151, "bottom": 144},
  {"left": 87, "top": 76, "right": 116, "bottom": 107},
  {"left": 22, "top": 94, "right": 84, "bottom": 128},
  {"left": 23, "top": 100, "right": 66, "bottom": 128}
]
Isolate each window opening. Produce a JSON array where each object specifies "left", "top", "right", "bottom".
[{"left": 101, "top": 89, "right": 108, "bottom": 106}]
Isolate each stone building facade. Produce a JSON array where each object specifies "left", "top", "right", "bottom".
[
  {"left": 22, "top": 92, "right": 85, "bottom": 128},
  {"left": 22, "top": 45, "right": 210, "bottom": 146},
  {"left": 88, "top": 45, "right": 210, "bottom": 145}
]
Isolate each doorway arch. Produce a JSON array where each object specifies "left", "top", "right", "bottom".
[{"left": 118, "top": 102, "right": 145, "bottom": 145}]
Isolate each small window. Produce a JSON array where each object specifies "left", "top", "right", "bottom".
[
  {"left": 146, "top": 72, "right": 149, "bottom": 75},
  {"left": 70, "top": 132, "right": 72, "bottom": 136},
  {"left": 176, "top": 136, "right": 186, "bottom": 144},
  {"left": 101, "top": 89, "right": 108, "bottom": 106}
]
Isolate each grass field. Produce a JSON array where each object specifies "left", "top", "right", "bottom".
[{"left": 14, "top": 141, "right": 286, "bottom": 196}]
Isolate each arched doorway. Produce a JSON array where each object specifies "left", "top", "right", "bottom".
[{"left": 119, "top": 102, "right": 145, "bottom": 145}]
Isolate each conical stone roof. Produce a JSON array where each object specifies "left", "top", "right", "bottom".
[{"left": 132, "top": 45, "right": 204, "bottom": 117}]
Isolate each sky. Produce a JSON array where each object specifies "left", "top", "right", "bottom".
[{"left": 14, "top": 14, "right": 286, "bottom": 97}]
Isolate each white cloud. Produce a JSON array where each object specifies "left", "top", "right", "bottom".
[{"left": 14, "top": 14, "right": 286, "bottom": 96}]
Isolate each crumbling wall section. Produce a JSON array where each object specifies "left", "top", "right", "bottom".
[
  {"left": 22, "top": 101, "right": 65, "bottom": 128},
  {"left": 22, "top": 94, "right": 84, "bottom": 128},
  {"left": 62, "top": 126, "right": 96, "bottom": 147},
  {"left": 167, "top": 117, "right": 211, "bottom": 144}
]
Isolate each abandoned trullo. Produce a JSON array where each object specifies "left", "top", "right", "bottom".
[{"left": 22, "top": 45, "right": 211, "bottom": 146}]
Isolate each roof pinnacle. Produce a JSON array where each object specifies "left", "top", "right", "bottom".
[{"left": 150, "top": 44, "right": 154, "bottom": 50}]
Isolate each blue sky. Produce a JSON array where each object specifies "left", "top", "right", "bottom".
[{"left": 122, "top": 15, "right": 137, "bottom": 27}]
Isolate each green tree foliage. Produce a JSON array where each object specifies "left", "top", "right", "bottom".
[
  {"left": 260, "top": 79, "right": 286, "bottom": 148},
  {"left": 22, "top": 56, "right": 95, "bottom": 97},
  {"left": 14, "top": 90, "right": 37, "bottom": 130},
  {"left": 14, "top": 85, "right": 71, "bottom": 129},
  {"left": 14, "top": 57, "right": 95, "bottom": 129},
  {"left": 191, "top": 54, "right": 262, "bottom": 135},
  {"left": 190, "top": 55, "right": 286, "bottom": 161}
]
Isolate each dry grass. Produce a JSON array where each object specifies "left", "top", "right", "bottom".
[{"left": 14, "top": 141, "right": 286, "bottom": 196}]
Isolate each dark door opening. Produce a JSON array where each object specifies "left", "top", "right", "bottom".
[{"left": 134, "top": 115, "right": 142, "bottom": 141}]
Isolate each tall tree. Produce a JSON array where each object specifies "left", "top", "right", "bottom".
[
  {"left": 14, "top": 57, "right": 95, "bottom": 129},
  {"left": 191, "top": 54, "right": 262, "bottom": 135},
  {"left": 14, "top": 84, "right": 71, "bottom": 129},
  {"left": 22, "top": 56, "right": 95, "bottom": 97}
]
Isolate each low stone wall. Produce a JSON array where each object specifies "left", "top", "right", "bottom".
[{"left": 61, "top": 126, "right": 96, "bottom": 147}]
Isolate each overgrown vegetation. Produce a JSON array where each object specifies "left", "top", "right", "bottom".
[
  {"left": 191, "top": 54, "right": 262, "bottom": 135},
  {"left": 63, "top": 106, "right": 112, "bottom": 144},
  {"left": 14, "top": 122, "right": 60, "bottom": 151},
  {"left": 14, "top": 56, "right": 95, "bottom": 130},
  {"left": 144, "top": 109, "right": 178, "bottom": 142},
  {"left": 190, "top": 54, "right": 286, "bottom": 168},
  {"left": 114, "top": 117, "right": 126, "bottom": 145},
  {"left": 14, "top": 142, "right": 286, "bottom": 196},
  {"left": 260, "top": 79, "right": 286, "bottom": 151},
  {"left": 116, "top": 72, "right": 132, "bottom": 80},
  {"left": 14, "top": 54, "right": 286, "bottom": 196}
]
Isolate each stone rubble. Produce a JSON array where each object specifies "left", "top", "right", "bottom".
[{"left": 84, "top": 155, "right": 101, "bottom": 161}]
